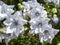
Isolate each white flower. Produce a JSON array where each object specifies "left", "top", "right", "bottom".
[
  {"left": 1, "top": 4, "right": 14, "bottom": 15},
  {"left": 0, "top": 34, "right": 4, "bottom": 42},
  {"left": 0, "top": 1, "right": 4, "bottom": 5},
  {"left": 52, "top": 17, "right": 59, "bottom": 24},
  {"left": 0, "top": 1, "right": 4, "bottom": 13},
  {"left": 22, "top": 0, "right": 45, "bottom": 18},
  {"left": 0, "top": 13, "right": 7, "bottom": 21},
  {"left": 52, "top": 0, "right": 59, "bottom": 5},
  {"left": 0, "top": 33, "right": 6, "bottom": 43},
  {"left": 8, "top": 5, "right": 14, "bottom": 9},
  {"left": 28, "top": 8, "right": 47, "bottom": 19},
  {"left": 0, "top": 1, "right": 14, "bottom": 21},
  {"left": 0, "top": 33, "right": 16, "bottom": 45},
  {"left": 44, "top": 0, "right": 59, "bottom": 5},
  {"left": 4, "top": 33, "right": 17, "bottom": 45},
  {"left": 0, "top": 1, "right": 14, "bottom": 14},
  {"left": 39, "top": 24, "right": 59, "bottom": 43},
  {"left": 4, "top": 11, "right": 27, "bottom": 37},
  {"left": 29, "top": 17, "right": 50, "bottom": 34}
]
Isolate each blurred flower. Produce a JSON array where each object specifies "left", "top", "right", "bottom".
[
  {"left": 1, "top": 4, "right": 14, "bottom": 15},
  {"left": 0, "top": 1, "right": 4, "bottom": 6},
  {"left": 4, "top": 11, "right": 27, "bottom": 37},
  {"left": 8, "top": 5, "right": 14, "bottom": 9},
  {"left": 0, "top": 33, "right": 16, "bottom": 45},
  {"left": 0, "top": 0, "right": 59, "bottom": 44},
  {"left": 29, "top": 17, "right": 50, "bottom": 34},
  {"left": 3, "top": 11, "right": 27, "bottom": 45},
  {"left": 52, "top": 0, "right": 59, "bottom": 5},
  {"left": 0, "top": 28, "right": 6, "bottom": 43},
  {"left": 44, "top": 0, "right": 59, "bottom": 5},
  {"left": 0, "top": 13, "right": 7, "bottom": 21},
  {"left": 22, "top": 0, "right": 45, "bottom": 18},
  {"left": 0, "top": 34, "right": 5, "bottom": 42},
  {"left": 28, "top": 8, "right": 47, "bottom": 19},
  {"left": 52, "top": 14, "right": 59, "bottom": 24},
  {"left": 39, "top": 24, "right": 59, "bottom": 43},
  {"left": 4, "top": 33, "right": 17, "bottom": 45},
  {"left": 0, "top": 1, "right": 14, "bottom": 21}
]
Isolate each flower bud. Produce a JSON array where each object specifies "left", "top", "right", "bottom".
[
  {"left": 52, "top": 14, "right": 59, "bottom": 24},
  {"left": 18, "top": 3, "right": 23, "bottom": 10},
  {"left": 52, "top": 8, "right": 57, "bottom": 13}
]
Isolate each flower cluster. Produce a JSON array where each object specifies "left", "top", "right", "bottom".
[
  {"left": 0, "top": 0, "right": 59, "bottom": 45},
  {"left": 44, "top": 0, "right": 59, "bottom": 5}
]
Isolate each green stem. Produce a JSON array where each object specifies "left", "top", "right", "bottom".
[{"left": 42, "top": 42, "right": 45, "bottom": 45}]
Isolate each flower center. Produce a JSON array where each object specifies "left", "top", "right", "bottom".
[
  {"left": 44, "top": 30, "right": 49, "bottom": 34},
  {"left": 13, "top": 19, "right": 18, "bottom": 25},
  {"left": 38, "top": 22, "right": 42, "bottom": 27},
  {"left": 35, "top": 12, "right": 40, "bottom": 16}
]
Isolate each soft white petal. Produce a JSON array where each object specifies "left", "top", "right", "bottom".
[{"left": 3, "top": 18, "right": 13, "bottom": 26}]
